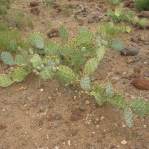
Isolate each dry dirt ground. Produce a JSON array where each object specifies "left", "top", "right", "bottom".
[{"left": 0, "top": 0, "right": 149, "bottom": 149}]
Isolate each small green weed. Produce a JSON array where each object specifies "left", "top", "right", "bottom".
[
  {"left": 44, "top": 0, "right": 55, "bottom": 7},
  {"left": 0, "top": 0, "right": 11, "bottom": 16},
  {"left": 135, "top": 0, "right": 149, "bottom": 11},
  {"left": 108, "top": 7, "right": 149, "bottom": 28},
  {"left": 108, "top": 0, "right": 122, "bottom": 5},
  {"left": 0, "top": 29, "right": 24, "bottom": 52}
]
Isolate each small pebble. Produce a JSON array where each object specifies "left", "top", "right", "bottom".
[
  {"left": 100, "top": 116, "right": 105, "bottom": 121},
  {"left": 67, "top": 140, "right": 71, "bottom": 146},
  {"left": 73, "top": 96, "right": 77, "bottom": 100},
  {"left": 40, "top": 88, "right": 44, "bottom": 92},
  {"left": 144, "top": 61, "right": 148, "bottom": 64},
  {"left": 121, "top": 140, "right": 127, "bottom": 145},
  {"left": 2, "top": 108, "right": 6, "bottom": 112},
  {"left": 54, "top": 146, "right": 59, "bottom": 149},
  {"left": 47, "top": 28, "right": 59, "bottom": 38},
  {"left": 46, "top": 135, "right": 49, "bottom": 140},
  {"left": 122, "top": 72, "right": 127, "bottom": 75},
  {"left": 78, "top": 104, "right": 86, "bottom": 112},
  {"left": 122, "top": 124, "right": 126, "bottom": 128}
]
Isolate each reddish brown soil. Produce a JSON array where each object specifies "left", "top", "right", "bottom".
[{"left": 0, "top": 0, "right": 148, "bottom": 149}]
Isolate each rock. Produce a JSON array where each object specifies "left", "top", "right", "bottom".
[
  {"left": 40, "top": 88, "right": 44, "bottom": 92},
  {"left": 30, "top": 1, "right": 39, "bottom": 7},
  {"left": 67, "top": 140, "right": 71, "bottom": 146},
  {"left": 54, "top": 146, "right": 59, "bottom": 149},
  {"left": 120, "top": 48, "right": 139, "bottom": 56},
  {"left": 73, "top": 96, "right": 77, "bottom": 100},
  {"left": 121, "top": 140, "right": 127, "bottom": 145},
  {"left": 47, "top": 28, "right": 59, "bottom": 38},
  {"left": 78, "top": 103, "right": 86, "bottom": 112},
  {"left": 131, "top": 78, "right": 149, "bottom": 90},
  {"left": 144, "top": 124, "right": 147, "bottom": 128}
]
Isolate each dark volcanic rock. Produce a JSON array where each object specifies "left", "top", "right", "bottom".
[{"left": 121, "top": 48, "right": 139, "bottom": 56}]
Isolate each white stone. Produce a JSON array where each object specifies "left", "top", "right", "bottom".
[
  {"left": 121, "top": 140, "right": 127, "bottom": 145},
  {"left": 40, "top": 88, "right": 44, "bottom": 92}
]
